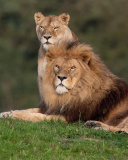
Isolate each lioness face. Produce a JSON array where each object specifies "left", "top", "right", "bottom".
[
  {"left": 38, "top": 19, "right": 71, "bottom": 51},
  {"left": 34, "top": 13, "right": 73, "bottom": 51},
  {"left": 53, "top": 58, "right": 81, "bottom": 94}
]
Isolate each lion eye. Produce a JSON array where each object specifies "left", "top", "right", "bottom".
[
  {"left": 56, "top": 65, "right": 60, "bottom": 69},
  {"left": 71, "top": 66, "right": 76, "bottom": 70},
  {"left": 54, "top": 27, "right": 59, "bottom": 30}
]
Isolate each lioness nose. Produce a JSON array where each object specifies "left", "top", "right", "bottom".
[
  {"left": 44, "top": 35, "right": 52, "bottom": 40},
  {"left": 58, "top": 76, "right": 67, "bottom": 81}
]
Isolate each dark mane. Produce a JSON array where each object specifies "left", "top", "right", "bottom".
[
  {"left": 66, "top": 40, "right": 80, "bottom": 50},
  {"left": 91, "top": 79, "right": 128, "bottom": 123}
]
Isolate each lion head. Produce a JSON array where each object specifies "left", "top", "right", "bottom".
[
  {"left": 50, "top": 45, "right": 91, "bottom": 95},
  {"left": 40, "top": 41, "right": 112, "bottom": 108},
  {"left": 34, "top": 12, "right": 76, "bottom": 51}
]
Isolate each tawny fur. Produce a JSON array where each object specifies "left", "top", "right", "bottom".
[
  {"left": 0, "top": 41, "right": 128, "bottom": 134},
  {"left": 34, "top": 12, "right": 78, "bottom": 105}
]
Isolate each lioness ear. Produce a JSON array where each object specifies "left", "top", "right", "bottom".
[
  {"left": 34, "top": 12, "right": 45, "bottom": 25},
  {"left": 59, "top": 13, "right": 70, "bottom": 25},
  {"left": 80, "top": 51, "right": 91, "bottom": 64}
]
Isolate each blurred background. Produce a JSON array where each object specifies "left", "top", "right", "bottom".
[{"left": 0, "top": 0, "right": 128, "bottom": 112}]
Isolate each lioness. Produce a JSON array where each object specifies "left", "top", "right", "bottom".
[
  {"left": 0, "top": 41, "right": 128, "bottom": 134},
  {"left": 34, "top": 12, "right": 78, "bottom": 106}
]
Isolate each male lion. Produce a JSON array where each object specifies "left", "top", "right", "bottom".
[{"left": 0, "top": 41, "right": 128, "bottom": 134}]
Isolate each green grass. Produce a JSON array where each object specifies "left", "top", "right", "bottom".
[{"left": 0, "top": 119, "right": 128, "bottom": 160}]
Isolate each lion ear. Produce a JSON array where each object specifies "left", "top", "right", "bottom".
[
  {"left": 80, "top": 51, "right": 91, "bottom": 64},
  {"left": 34, "top": 12, "right": 45, "bottom": 25},
  {"left": 59, "top": 13, "right": 70, "bottom": 25}
]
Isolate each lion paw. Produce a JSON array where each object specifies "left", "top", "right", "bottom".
[
  {"left": 85, "top": 121, "right": 102, "bottom": 130},
  {"left": 0, "top": 110, "right": 14, "bottom": 118},
  {"left": 115, "top": 131, "right": 128, "bottom": 134}
]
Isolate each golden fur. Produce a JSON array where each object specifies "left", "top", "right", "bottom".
[
  {"left": 34, "top": 12, "right": 77, "bottom": 51},
  {"left": 0, "top": 41, "right": 128, "bottom": 134},
  {"left": 34, "top": 12, "right": 78, "bottom": 104}
]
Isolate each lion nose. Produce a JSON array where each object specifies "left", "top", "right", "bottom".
[
  {"left": 58, "top": 76, "right": 67, "bottom": 81},
  {"left": 44, "top": 35, "right": 52, "bottom": 40}
]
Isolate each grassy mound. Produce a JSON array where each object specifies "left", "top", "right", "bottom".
[{"left": 0, "top": 119, "right": 127, "bottom": 160}]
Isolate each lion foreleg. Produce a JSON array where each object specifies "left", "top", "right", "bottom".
[
  {"left": 85, "top": 120, "right": 128, "bottom": 134},
  {"left": 8, "top": 111, "right": 46, "bottom": 122},
  {"left": 0, "top": 109, "right": 66, "bottom": 122},
  {"left": 0, "top": 110, "right": 43, "bottom": 122},
  {"left": 0, "top": 108, "right": 40, "bottom": 118}
]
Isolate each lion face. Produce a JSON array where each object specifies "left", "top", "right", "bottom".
[
  {"left": 53, "top": 58, "right": 82, "bottom": 94},
  {"left": 34, "top": 12, "right": 73, "bottom": 51},
  {"left": 42, "top": 42, "right": 91, "bottom": 105}
]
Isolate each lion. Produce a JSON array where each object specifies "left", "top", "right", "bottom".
[
  {"left": 0, "top": 41, "right": 128, "bottom": 134},
  {"left": 34, "top": 12, "right": 78, "bottom": 106}
]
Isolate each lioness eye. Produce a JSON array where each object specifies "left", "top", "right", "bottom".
[
  {"left": 56, "top": 65, "right": 60, "bottom": 69},
  {"left": 71, "top": 66, "right": 76, "bottom": 70},
  {"left": 40, "top": 26, "right": 44, "bottom": 29}
]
